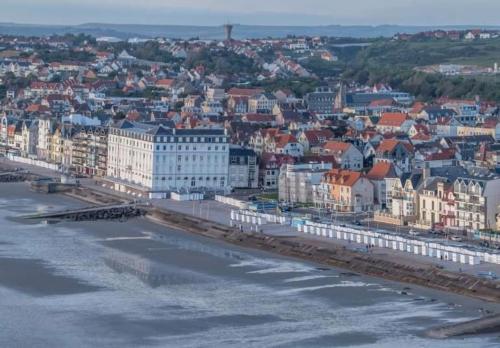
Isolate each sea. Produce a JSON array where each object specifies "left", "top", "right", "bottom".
[{"left": 0, "top": 182, "right": 499, "bottom": 347}]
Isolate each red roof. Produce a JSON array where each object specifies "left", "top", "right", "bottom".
[
  {"left": 259, "top": 152, "right": 295, "bottom": 168},
  {"left": 323, "top": 169, "right": 363, "bottom": 187},
  {"left": 376, "top": 139, "right": 413, "bottom": 153},
  {"left": 377, "top": 112, "right": 408, "bottom": 127},
  {"left": 25, "top": 104, "right": 49, "bottom": 113},
  {"left": 227, "top": 87, "right": 264, "bottom": 98},
  {"left": 482, "top": 118, "right": 499, "bottom": 129},
  {"left": 126, "top": 110, "right": 141, "bottom": 121},
  {"left": 303, "top": 129, "right": 334, "bottom": 145},
  {"left": 426, "top": 148, "right": 456, "bottom": 161},
  {"left": 244, "top": 114, "right": 275, "bottom": 123},
  {"left": 274, "top": 134, "right": 297, "bottom": 148},
  {"left": 411, "top": 132, "right": 432, "bottom": 141},
  {"left": 367, "top": 162, "right": 396, "bottom": 180},
  {"left": 411, "top": 102, "right": 426, "bottom": 114},
  {"left": 323, "top": 140, "right": 351, "bottom": 153},
  {"left": 369, "top": 99, "right": 395, "bottom": 107},
  {"left": 155, "top": 79, "right": 175, "bottom": 87},
  {"left": 412, "top": 124, "right": 429, "bottom": 134},
  {"left": 260, "top": 128, "right": 280, "bottom": 138}
]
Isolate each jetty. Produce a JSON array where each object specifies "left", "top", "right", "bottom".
[
  {"left": 23, "top": 203, "right": 148, "bottom": 222},
  {"left": 0, "top": 170, "right": 35, "bottom": 182}
]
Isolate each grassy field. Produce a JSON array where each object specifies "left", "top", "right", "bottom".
[{"left": 357, "top": 38, "right": 500, "bottom": 68}]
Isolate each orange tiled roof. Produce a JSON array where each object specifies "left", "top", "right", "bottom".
[
  {"left": 323, "top": 169, "right": 362, "bottom": 187},
  {"left": 367, "top": 162, "right": 396, "bottom": 180},
  {"left": 377, "top": 112, "right": 408, "bottom": 127},
  {"left": 155, "top": 79, "right": 174, "bottom": 87},
  {"left": 323, "top": 140, "right": 351, "bottom": 153},
  {"left": 377, "top": 139, "right": 413, "bottom": 153}
]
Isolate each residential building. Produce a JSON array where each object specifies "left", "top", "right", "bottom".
[
  {"left": 322, "top": 141, "right": 363, "bottom": 170},
  {"left": 107, "top": 121, "right": 230, "bottom": 197},
  {"left": 259, "top": 153, "right": 295, "bottom": 190},
  {"left": 278, "top": 162, "right": 333, "bottom": 204},
  {"left": 305, "top": 87, "right": 334, "bottom": 115},
  {"left": 296, "top": 129, "right": 335, "bottom": 153},
  {"left": 374, "top": 139, "right": 413, "bottom": 175},
  {"left": 367, "top": 161, "right": 397, "bottom": 209},
  {"left": 452, "top": 176, "right": 500, "bottom": 232},
  {"left": 248, "top": 93, "right": 278, "bottom": 114},
  {"left": 313, "top": 169, "right": 374, "bottom": 212},
  {"left": 72, "top": 126, "right": 109, "bottom": 177},
  {"left": 376, "top": 112, "right": 414, "bottom": 134},
  {"left": 20, "top": 119, "right": 38, "bottom": 157},
  {"left": 380, "top": 172, "right": 422, "bottom": 225},
  {"left": 228, "top": 147, "right": 259, "bottom": 189},
  {"left": 37, "top": 117, "right": 55, "bottom": 161}
]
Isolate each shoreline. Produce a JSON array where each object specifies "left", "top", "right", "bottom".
[
  {"left": 2, "top": 169, "right": 500, "bottom": 338},
  {"left": 143, "top": 208, "right": 500, "bottom": 303},
  {"left": 50, "top": 186, "right": 500, "bottom": 304}
]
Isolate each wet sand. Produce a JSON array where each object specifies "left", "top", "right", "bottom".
[
  {"left": 0, "top": 182, "right": 500, "bottom": 347},
  {"left": 0, "top": 257, "right": 100, "bottom": 296}
]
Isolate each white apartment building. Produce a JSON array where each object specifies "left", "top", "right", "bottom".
[
  {"left": 107, "top": 121, "right": 229, "bottom": 197},
  {"left": 279, "top": 162, "right": 333, "bottom": 204},
  {"left": 37, "top": 117, "right": 54, "bottom": 160}
]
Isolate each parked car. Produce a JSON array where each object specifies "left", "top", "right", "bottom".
[
  {"left": 451, "top": 236, "right": 463, "bottom": 242},
  {"left": 409, "top": 229, "right": 420, "bottom": 236}
]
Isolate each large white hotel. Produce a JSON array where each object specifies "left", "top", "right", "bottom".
[{"left": 107, "top": 120, "right": 229, "bottom": 198}]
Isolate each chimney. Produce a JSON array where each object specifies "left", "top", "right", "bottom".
[{"left": 423, "top": 163, "right": 431, "bottom": 180}]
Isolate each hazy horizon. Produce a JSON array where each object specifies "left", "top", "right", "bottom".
[{"left": 2, "top": 0, "right": 500, "bottom": 27}]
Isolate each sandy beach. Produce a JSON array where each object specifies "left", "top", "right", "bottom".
[{"left": 0, "top": 182, "right": 499, "bottom": 347}]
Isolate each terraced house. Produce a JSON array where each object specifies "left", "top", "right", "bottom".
[{"left": 313, "top": 169, "right": 374, "bottom": 212}]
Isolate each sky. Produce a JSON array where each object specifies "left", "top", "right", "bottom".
[{"left": 2, "top": 0, "right": 500, "bottom": 26}]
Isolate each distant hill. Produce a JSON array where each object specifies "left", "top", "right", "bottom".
[{"left": 1, "top": 22, "right": 500, "bottom": 40}]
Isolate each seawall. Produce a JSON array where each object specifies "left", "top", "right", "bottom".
[
  {"left": 146, "top": 207, "right": 500, "bottom": 304},
  {"left": 426, "top": 313, "right": 500, "bottom": 338}
]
